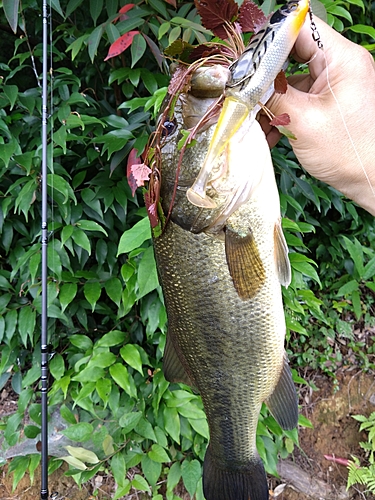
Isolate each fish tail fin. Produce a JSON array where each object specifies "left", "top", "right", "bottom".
[{"left": 203, "top": 444, "right": 269, "bottom": 500}]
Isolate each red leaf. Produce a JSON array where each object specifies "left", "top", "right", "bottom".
[
  {"left": 194, "top": 0, "right": 238, "bottom": 39},
  {"left": 119, "top": 4, "right": 135, "bottom": 14},
  {"left": 131, "top": 163, "right": 152, "bottom": 188},
  {"left": 324, "top": 455, "right": 351, "bottom": 467},
  {"left": 145, "top": 176, "right": 161, "bottom": 228},
  {"left": 104, "top": 31, "right": 139, "bottom": 61},
  {"left": 115, "top": 4, "right": 135, "bottom": 22},
  {"left": 164, "top": 0, "right": 177, "bottom": 7},
  {"left": 127, "top": 148, "right": 141, "bottom": 196},
  {"left": 274, "top": 70, "right": 288, "bottom": 94},
  {"left": 269, "top": 113, "right": 290, "bottom": 127},
  {"left": 238, "top": 0, "right": 267, "bottom": 33}
]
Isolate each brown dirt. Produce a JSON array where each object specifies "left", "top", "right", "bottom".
[{"left": 1, "top": 369, "right": 375, "bottom": 499}]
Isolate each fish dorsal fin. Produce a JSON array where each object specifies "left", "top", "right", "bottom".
[
  {"left": 225, "top": 227, "right": 266, "bottom": 300},
  {"left": 265, "top": 356, "right": 298, "bottom": 431},
  {"left": 163, "top": 333, "right": 196, "bottom": 388},
  {"left": 274, "top": 221, "right": 291, "bottom": 287}
]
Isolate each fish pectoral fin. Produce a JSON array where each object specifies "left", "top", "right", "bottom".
[
  {"left": 225, "top": 227, "right": 266, "bottom": 300},
  {"left": 265, "top": 356, "right": 298, "bottom": 431},
  {"left": 163, "top": 333, "right": 196, "bottom": 388},
  {"left": 274, "top": 221, "right": 291, "bottom": 287}
]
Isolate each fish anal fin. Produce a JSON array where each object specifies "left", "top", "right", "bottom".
[
  {"left": 274, "top": 221, "right": 291, "bottom": 287},
  {"left": 203, "top": 444, "right": 269, "bottom": 500},
  {"left": 225, "top": 227, "right": 266, "bottom": 300},
  {"left": 163, "top": 333, "right": 195, "bottom": 387},
  {"left": 265, "top": 356, "right": 298, "bottom": 431}
]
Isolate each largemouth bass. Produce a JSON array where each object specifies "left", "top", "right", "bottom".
[
  {"left": 187, "top": 0, "right": 309, "bottom": 210},
  {"left": 154, "top": 85, "right": 294, "bottom": 500}
]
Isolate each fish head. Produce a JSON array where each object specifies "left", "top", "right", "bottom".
[
  {"left": 270, "top": 0, "right": 309, "bottom": 36},
  {"left": 159, "top": 65, "right": 237, "bottom": 233}
]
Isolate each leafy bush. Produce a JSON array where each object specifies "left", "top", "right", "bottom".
[
  {"left": 0, "top": 0, "right": 374, "bottom": 497},
  {"left": 347, "top": 412, "right": 375, "bottom": 493}
]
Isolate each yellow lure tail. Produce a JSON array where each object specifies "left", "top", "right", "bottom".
[{"left": 186, "top": 97, "right": 248, "bottom": 208}]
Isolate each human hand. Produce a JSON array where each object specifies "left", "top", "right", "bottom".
[{"left": 261, "top": 17, "right": 375, "bottom": 215}]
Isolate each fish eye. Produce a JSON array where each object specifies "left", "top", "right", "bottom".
[
  {"left": 288, "top": 1, "right": 298, "bottom": 10},
  {"left": 162, "top": 120, "right": 177, "bottom": 136}
]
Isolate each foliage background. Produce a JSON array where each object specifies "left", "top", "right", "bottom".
[{"left": 0, "top": 0, "right": 374, "bottom": 497}]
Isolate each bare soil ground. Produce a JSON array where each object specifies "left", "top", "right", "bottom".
[{"left": 1, "top": 368, "right": 374, "bottom": 499}]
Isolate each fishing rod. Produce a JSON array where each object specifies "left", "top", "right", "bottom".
[{"left": 41, "top": 0, "right": 50, "bottom": 498}]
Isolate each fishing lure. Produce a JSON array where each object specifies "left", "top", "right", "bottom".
[{"left": 186, "top": 0, "right": 310, "bottom": 209}]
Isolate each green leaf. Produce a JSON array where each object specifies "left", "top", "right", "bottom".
[
  {"left": 70, "top": 334, "right": 93, "bottom": 351},
  {"left": 177, "top": 402, "right": 206, "bottom": 420},
  {"left": 119, "top": 411, "right": 142, "bottom": 433},
  {"left": 50, "top": 353, "right": 65, "bottom": 380},
  {"left": 181, "top": 459, "right": 201, "bottom": 497},
  {"left": 348, "top": 24, "right": 375, "bottom": 38},
  {"left": 167, "top": 461, "right": 181, "bottom": 492},
  {"left": 60, "top": 455, "right": 87, "bottom": 470},
  {"left": 18, "top": 306, "right": 36, "bottom": 348},
  {"left": 3, "top": 0, "right": 19, "bottom": 33},
  {"left": 72, "top": 227, "right": 91, "bottom": 254},
  {"left": 5, "top": 309, "right": 18, "bottom": 343},
  {"left": 24, "top": 425, "right": 41, "bottom": 439},
  {"left": 351, "top": 289, "right": 362, "bottom": 321},
  {"left": 103, "top": 434, "right": 115, "bottom": 455},
  {"left": 50, "top": 0, "right": 65, "bottom": 17},
  {"left": 96, "top": 330, "right": 126, "bottom": 347},
  {"left": 120, "top": 344, "right": 143, "bottom": 375},
  {"left": 90, "top": 0, "right": 104, "bottom": 25},
  {"left": 59, "top": 283, "right": 78, "bottom": 312},
  {"left": 298, "top": 414, "right": 313, "bottom": 428},
  {"left": 60, "top": 405, "right": 78, "bottom": 425},
  {"left": 137, "top": 246, "right": 159, "bottom": 298},
  {"left": 141, "top": 454, "right": 162, "bottom": 486},
  {"left": 95, "top": 129, "right": 133, "bottom": 159},
  {"left": 47, "top": 174, "right": 77, "bottom": 204},
  {"left": 105, "top": 277, "right": 122, "bottom": 307},
  {"left": 163, "top": 406, "right": 180, "bottom": 444},
  {"left": 342, "top": 236, "right": 364, "bottom": 278},
  {"left": 96, "top": 378, "right": 112, "bottom": 407},
  {"left": 131, "top": 33, "right": 147, "bottom": 68},
  {"left": 148, "top": 444, "right": 170, "bottom": 463},
  {"left": 327, "top": 4, "right": 352, "bottom": 22},
  {"left": 291, "top": 262, "right": 322, "bottom": 287},
  {"left": 10, "top": 456, "right": 29, "bottom": 491},
  {"left": 65, "top": 0, "right": 85, "bottom": 17},
  {"left": 135, "top": 417, "right": 157, "bottom": 442},
  {"left": 3, "top": 84, "right": 18, "bottom": 109},
  {"left": 76, "top": 220, "right": 108, "bottom": 236},
  {"left": 88, "top": 24, "right": 105, "bottom": 63},
  {"left": 65, "top": 446, "right": 99, "bottom": 464},
  {"left": 111, "top": 452, "right": 127, "bottom": 488},
  {"left": 131, "top": 474, "right": 150, "bottom": 493},
  {"left": 84, "top": 281, "right": 101, "bottom": 311},
  {"left": 61, "top": 422, "right": 94, "bottom": 442},
  {"left": 363, "top": 256, "right": 375, "bottom": 281},
  {"left": 117, "top": 217, "right": 151, "bottom": 255},
  {"left": 337, "top": 279, "right": 359, "bottom": 296},
  {"left": 109, "top": 363, "right": 137, "bottom": 399},
  {"left": 189, "top": 418, "right": 209, "bottom": 439}
]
